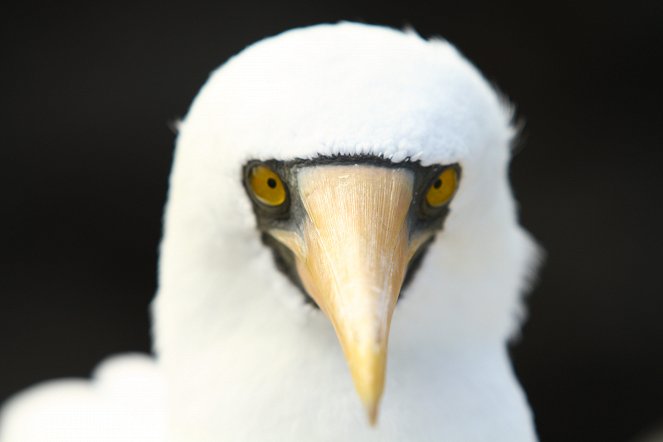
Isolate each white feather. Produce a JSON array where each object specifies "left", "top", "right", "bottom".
[{"left": 0, "top": 354, "right": 165, "bottom": 442}]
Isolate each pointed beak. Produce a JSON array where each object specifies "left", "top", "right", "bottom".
[{"left": 271, "top": 165, "right": 417, "bottom": 425}]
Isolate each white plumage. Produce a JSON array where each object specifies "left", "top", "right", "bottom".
[{"left": 0, "top": 22, "right": 540, "bottom": 441}]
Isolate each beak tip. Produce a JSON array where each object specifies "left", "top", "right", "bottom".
[
  {"left": 366, "top": 403, "right": 379, "bottom": 427},
  {"left": 349, "top": 353, "right": 386, "bottom": 427},
  {"left": 358, "top": 388, "right": 382, "bottom": 427}
]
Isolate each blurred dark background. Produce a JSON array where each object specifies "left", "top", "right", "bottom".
[{"left": 1, "top": 1, "right": 661, "bottom": 440}]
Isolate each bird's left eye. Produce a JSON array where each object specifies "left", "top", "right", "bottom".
[
  {"left": 248, "top": 165, "right": 287, "bottom": 206},
  {"left": 425, "top": 167, "right": 458, "bottom": 208}
]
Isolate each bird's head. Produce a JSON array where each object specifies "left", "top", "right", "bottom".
[{"left": 154, "top": 23, "right": 536, "bottom": 427}]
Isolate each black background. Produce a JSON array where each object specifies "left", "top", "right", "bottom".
[{"left": 1, "top": 1, "right": 662, "bottom": 441}]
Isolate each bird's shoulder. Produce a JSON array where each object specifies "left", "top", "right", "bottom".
[{"left": 0, "top": 353, "right": 166, "bottom": 442}]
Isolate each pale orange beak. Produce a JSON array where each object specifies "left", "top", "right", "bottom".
[{"left": 271, "top": 165, "right": 425, "bottom": 425}]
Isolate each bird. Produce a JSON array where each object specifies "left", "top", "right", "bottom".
[{"left": 0, "top": 22, "right": 541, "bottom": 441}]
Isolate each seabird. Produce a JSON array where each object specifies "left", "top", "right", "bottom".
[{"left": 0, "top": 22, "right": 540, "bottom": 441}]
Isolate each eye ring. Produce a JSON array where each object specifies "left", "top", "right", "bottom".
[
  {"left": 247, "top": 164, "right": 288, "bottom": 207},
  {"left": 424, "top": 166, "right": 459, "bottom": 209}
]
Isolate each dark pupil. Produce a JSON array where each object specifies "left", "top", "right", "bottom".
[
  {"left": 267, "top": 178, "right": 277, "bottom": 189},
  {"left": 433, "top": 179, "right": 442, "bottom": 189}
]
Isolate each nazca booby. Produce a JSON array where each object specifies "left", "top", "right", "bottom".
[{"left": 0, "top": 22, "right": 541, "bottom": 441}]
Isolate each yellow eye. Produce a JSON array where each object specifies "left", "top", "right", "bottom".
[
  {"left": 425, "top": 167, "right": 458, "bottom": 208},
  {"left": 248, "top": 165, "right": 287, "bottom": 206}
]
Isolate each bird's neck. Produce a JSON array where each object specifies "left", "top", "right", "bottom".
[
  {"left": 155, "top": 316, "right": 535, "bottom": 440},
  {"left": 152, "top": 213, "right": 537, "bottom": 440}
]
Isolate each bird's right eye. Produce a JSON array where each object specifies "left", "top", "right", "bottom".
[{"left": 248, "top": 165, "right": 287, "bottom": 207}]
